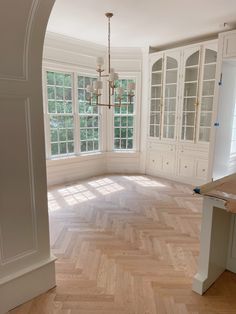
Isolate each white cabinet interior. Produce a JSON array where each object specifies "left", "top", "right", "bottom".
[
  {"left": 147, "top": 40, "right": 217, "bottom": 185},
  {"left": 150, "top": 51, "right": 181, "bottom": 141},
  {"left": 182, "top": 47, "right": 200, "bottom": 142},
  {"left": 199, "top": 49, "right": 217, "bottom": 142}
]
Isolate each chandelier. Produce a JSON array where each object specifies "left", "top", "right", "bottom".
[{"left": 86, "top": 13, "right": 136, "bottom": 109}]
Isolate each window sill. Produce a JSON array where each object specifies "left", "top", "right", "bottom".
[
  {"left": 46, "top": 150, "right": 140, "bottom": 167},
  {"left": 46, "top": 152, "right": 104, "bottom": 166}
]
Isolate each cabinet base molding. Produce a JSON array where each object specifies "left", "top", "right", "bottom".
[
  {"left": 0, "top": 256, "right": 56, "bottom": 314},
  {"left": 145, "top": 169, "right": 206, "bottom": 186}
]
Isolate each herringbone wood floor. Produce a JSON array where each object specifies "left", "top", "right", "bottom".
[{"left": 10, "top": 175, "right": 236, "bottom": 314}]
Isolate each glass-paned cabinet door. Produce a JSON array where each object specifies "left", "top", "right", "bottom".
[
  {"left": 198, "top": 48, "right": 217, "bottom": 142},
  {"left": 149, "top": 57, "right": 163, "bottom": 138},
  {"left": 181, "top": 48, "right": 201, "bottom": 141},
  {"left": 163, "top": 53, "right": 180, "bottom": 139}
]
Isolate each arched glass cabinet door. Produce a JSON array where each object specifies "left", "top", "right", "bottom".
[
  {"left": 149, "top": 57, "right": 163, "bottom": 138},
  {"left": 181, "top": 48, "right": 201, "bottom": 142},
  {"left": 198, "top": 48, "right": 217, "bottom": 142},
  {"left": 162, "top": 55, "right": 179, "bottom": 140}
]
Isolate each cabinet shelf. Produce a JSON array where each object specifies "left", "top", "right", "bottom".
[
  {"left": 185, "top": 65, "right": 199, "bottom": 69},
  {"left": 166, "top": 68, "right": 178, "bottom": 72},
  {"left": 202, "top": 79, "right": 215, "bottom": 82},
  {"left": 184, "top": 80, "right": 198, "bottom": 84},
  {"left": 204, "top": 62, "right": 217, "bottom": 66}
]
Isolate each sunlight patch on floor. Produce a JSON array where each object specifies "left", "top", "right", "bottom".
[
  {"left": 88, "top": 178, "right": 114, "bottom": 188},
  {"left": 88, "top": 177, "right": 124, "bottom": 195},
  {"left": 96, "top": 183, "right": 124, "bottom": 195},
  {"left": 48, "top": 199, "right": 61, "bottom": 211},
  {"left": 123, "top": 176, "right": 166, "bottom": 187}
]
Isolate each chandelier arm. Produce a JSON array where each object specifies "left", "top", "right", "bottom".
[{"left": 94, "top": 103, "right": 119, "bottom": 108}]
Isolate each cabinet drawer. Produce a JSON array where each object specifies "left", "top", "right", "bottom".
[
  {"left": 162, "top": 155, "right": 175, "bottom": 174},
  {"left": 196, "top": 160, "right": 208, "bottom": 179},
  {"left": 179, "top": 158, "right": 195, "bottom": 177}
]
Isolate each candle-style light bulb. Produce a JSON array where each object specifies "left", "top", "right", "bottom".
[
  {"left": 117, "top": 87, "right": 123, "bottom": 96},
  {"left": 86, "top": 84, "right": 94, "bottom": 93},
  {"left": 93, "top": 80, "right": 103, "bottom": 90},
  {"left": 114, "top": 73, "right": 119, "bottom": 80},
  {"left": 128, "top": 82, "right": 136, "bottom": 91},
  {"left": 96, "top": 57, "right": 104, "bottom": 68}
]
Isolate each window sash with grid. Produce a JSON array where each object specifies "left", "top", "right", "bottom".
[
  {"left": 113, "top": 79, "right": 135, "bottom": 150},
  {"left": 46, "top": 70, "right": 101, "bottom": 158},
  {"left": 46, "top": 71, "right": 75, "bottom": 157},
  {"left": 78, "top": 75, "right": 100, "bottom": 153}
]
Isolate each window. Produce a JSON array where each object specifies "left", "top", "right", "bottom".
[
  {"left": 113, "top": 78, "right": 135, "bottom": 150},
  {"left": 45, "top": 70, "right": 100, "bottom": 158},
  {"left": 46, "top": 71, "right": 74, "bottom": 157},
  {"left": 78, "top": 76, "right": 100, "bottom": 153},
  {"left": 45, "top": 69, "right": 138, "bottom": 158}
]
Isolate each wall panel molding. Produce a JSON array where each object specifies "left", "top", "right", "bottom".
[
  {"left": 0, "top": 96, "right": 37, "bottom": 265},
  {"left": 0, "top": 0, "right": 39, "bottom": 81}
]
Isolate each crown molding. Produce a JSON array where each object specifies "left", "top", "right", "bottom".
[{"left": 44, "top": 31, "right": 143, "bottom": 60}]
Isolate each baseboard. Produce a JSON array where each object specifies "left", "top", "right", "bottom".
[
  {"left": 145, "top": 169, "right": 207, "bottom": 186},
  {"left": 192, "top": 268, "right": 225, "bottom": 295},
  {"left": 0, "top": 256, "right": 56, "bottom": 314}
]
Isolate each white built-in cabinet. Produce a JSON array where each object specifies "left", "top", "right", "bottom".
[{"left": 146, "top": 40, "right": 218, "bottom": 184}]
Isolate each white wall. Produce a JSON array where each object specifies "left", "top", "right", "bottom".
[
  {"left": 213, "top": 60, "right": 236, "bottom": 179},
  {"left": 43, "top": 32, "right": 146, "bottom": 186},
  {"left": 0, "top": 1, "right": 56, "bottom": 313}
]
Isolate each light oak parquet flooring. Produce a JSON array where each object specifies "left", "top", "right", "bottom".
[{"left": 10, "top": 175, "right": 236, "bottom": 314}]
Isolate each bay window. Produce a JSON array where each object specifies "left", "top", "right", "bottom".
[{"left": 44, "top": 68, "right": 138, "bottom": 159}]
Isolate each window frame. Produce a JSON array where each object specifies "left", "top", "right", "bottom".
[
  {"left": 43, "top": 63, "right": 141, "bottom": 159},
  {"left": 43, "top": 63, "right": 103, "bottom": 159},
  {"left": 77, "top": 74, "right": 101, "bottom": 154},
  {"left": 111, "top": 73, "right": 140, "bottom": 152},
  {"left": 44, "top": 69, "right": 75, "bottom": 158}
]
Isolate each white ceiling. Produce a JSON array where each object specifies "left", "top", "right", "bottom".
[{"left": 47, "top": 0, "right": 236, "bottom": 48}]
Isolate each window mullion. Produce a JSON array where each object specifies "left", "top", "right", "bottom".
[
  {"left": 74, "top": 72, "right": 80, "bottom": 155},
  {"left": 42, "top": 69, "right": 51, "bottom": 158}
]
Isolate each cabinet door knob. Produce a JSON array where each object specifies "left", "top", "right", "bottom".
[
  {"left": 202, "top": 169, "right": 206, "bottom": 172},
  {"left": 184, "top": 165, "right": 187, "bottom": 168},
  {"left": 166, "top": 162, "right": 169, "bottom": 165},
  {"left": 152, "top": 160, "right": 155, "bottom": 162}
]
